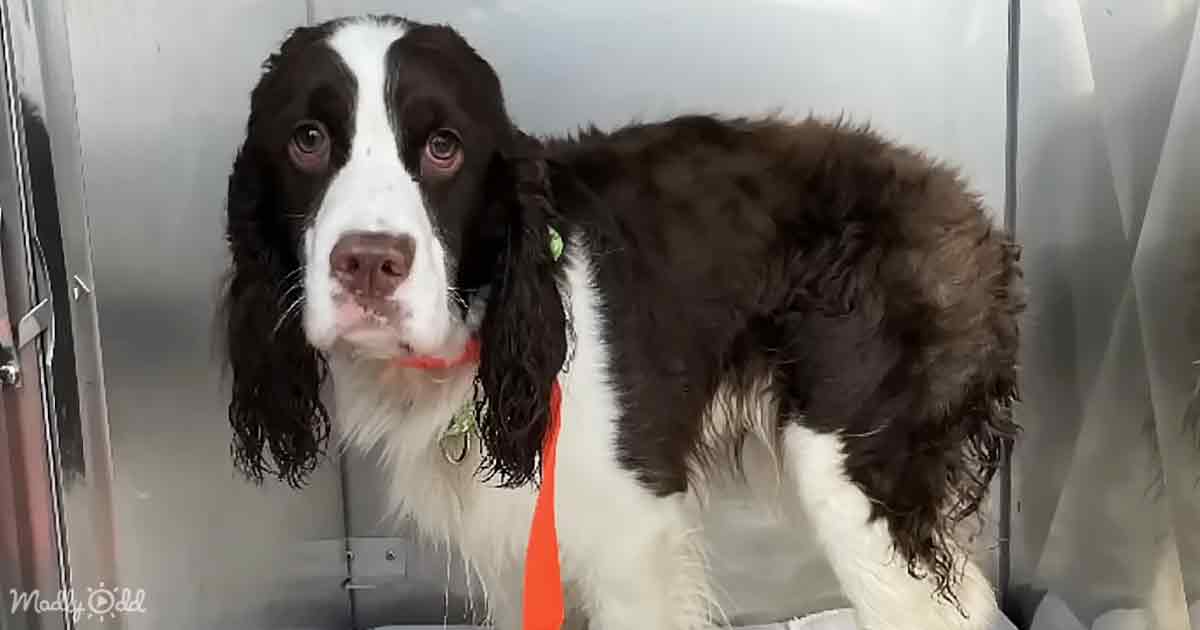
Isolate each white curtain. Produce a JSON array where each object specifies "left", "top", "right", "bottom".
[{"left": 1013, "top": 1, "right": 1200, "bottom": 629}]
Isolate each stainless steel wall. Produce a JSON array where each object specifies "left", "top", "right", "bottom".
[
  {"left": 30, "top": 3, "right": 354, "bottom": 630},
  {"left": 1010, "top": 1, "right": 1200, "bottom": 629},
  {"left": 312, "top": 1, "right": 1012, "bottom": 626}
]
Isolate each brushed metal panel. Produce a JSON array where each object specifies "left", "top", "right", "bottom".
[
  {"left": 0, "top": 1, "right": 72, "bottom": 628},
  {"left": 54, "top": 3, "right": 352, "bottom": 629},
  {"left": 4, "top": 3, "right": 124, "bottom": 628},
  {"left": 312, "top": 1, "right": 1011, "bottom": 625}
]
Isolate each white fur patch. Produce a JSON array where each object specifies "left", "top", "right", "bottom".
[
  {"left": 552, "top": 245, "right": 719, "bottom": 629},
  {"left": 304, "top": 18, "right": 455, "bottom": 357},
  {"left": 782, "top": 425, "right": 1000, "bottom": 630}
]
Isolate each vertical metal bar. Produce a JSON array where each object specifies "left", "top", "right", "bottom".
[
  {"left": 999, "top": 0, "right": 1020, "bottom": 616},
  {"left": 1004, "top": 0, "right": 1020, "bottom": 237},
  {"left": 338, "top": 450, "right": 359, "bottom": 629}
]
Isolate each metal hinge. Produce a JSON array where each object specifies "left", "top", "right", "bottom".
[{"left": 0, "top": 298, "right": 51, "bottom": 386}]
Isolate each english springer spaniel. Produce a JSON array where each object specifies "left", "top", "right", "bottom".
[{"left": 221, "top": 15, "right": 1022, "bottom": 630}]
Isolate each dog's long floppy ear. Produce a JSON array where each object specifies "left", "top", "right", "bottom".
[
  {"left": 220, "top": 104, "right": 329, "bottom": 489},
  {"left": 474, "top": 133, "right": 569, "bottom": 489}
]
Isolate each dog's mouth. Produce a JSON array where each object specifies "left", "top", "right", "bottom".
[
  {"left": 310, "top": 297, "right": 408, "bottom": 359},
  {"left": 336, "top": 332, "right": 476, "bottom": 369},
  {"left": 336, "top": 327, "right": 411, "bottom": 359},
  {"left": 331, "top": 310, "right": 474, "bottom": 367},
  {"left": 308, "top": 284, "right": 484, "bottom": 364}
]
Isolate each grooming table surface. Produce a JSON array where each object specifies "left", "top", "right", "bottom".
[{"left": 373, "top": 608, "right": 1022, "bottom": 629}]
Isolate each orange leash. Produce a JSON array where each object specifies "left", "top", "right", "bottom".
[{"left": 522, "top": 380, "right": 564, "bottom": 630}]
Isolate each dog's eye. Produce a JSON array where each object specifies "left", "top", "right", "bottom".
[
  {"left": 293, "top": 124, "right": 325, "bottom": 153},
  {"left": 289, "top": 120, "right": 330, "bottom": 172},
  {"left": 427, "top": 129, "right": 460, "bottom": 161},
  {"left": 422, "top": 128, "right": 463, "bottom": 176}
]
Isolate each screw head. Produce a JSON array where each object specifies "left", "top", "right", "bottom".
[
  {"left": 384, "top": 549, "right": 397, "bottom": 562},
  {"left": 0, "top": 363, "right": 20, "bottom": 385}
]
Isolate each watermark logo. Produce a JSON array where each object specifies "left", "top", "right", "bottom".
[{"left": 9, "top": 583, "right": 146, "bottom": 622}]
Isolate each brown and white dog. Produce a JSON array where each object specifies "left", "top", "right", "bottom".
[{"left": 220, "top": 15, "right": 1023, "bottom": 630}]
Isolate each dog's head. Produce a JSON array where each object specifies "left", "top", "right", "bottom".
[{"left": 222, "top": 16, "right": 566, "bottom": 487}]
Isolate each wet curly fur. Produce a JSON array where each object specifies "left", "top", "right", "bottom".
[
  {"left": 222, "top": 141, "right": 331, "bottom": 489},
  {"left": 471, "top": 145, "right": 570, "bottom": 488},
  {"left": 219, "top": 16, "right": 1023, "bottom": 617}
]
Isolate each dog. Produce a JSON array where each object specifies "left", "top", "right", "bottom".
[{"left": 220, "top": 14, "right": 1023, "bottom": 630}]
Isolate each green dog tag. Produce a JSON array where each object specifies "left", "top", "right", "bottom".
[{"left": 548, "top": 226, "right": 564, "bottom": 261}]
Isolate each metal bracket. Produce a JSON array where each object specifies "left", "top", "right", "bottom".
[
  {"left": 17, "top": 298, "right": 50, "bottom": 348},
  {"left": 0, "top": 298, "right": 51, "bottom": 386},
  {"left": 341, "top": 536, "right": 408, "bottom": 593}
]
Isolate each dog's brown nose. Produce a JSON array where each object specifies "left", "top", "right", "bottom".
[{"left": 329, "top": 231, "right": 416, "bottom": 299}]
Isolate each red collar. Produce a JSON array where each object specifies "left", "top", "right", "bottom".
[
  {"left": 392, "top": 339, "right": 565, "bottom": 630},
  {"left": 392, "top": 337, "right": 482, "bottom": 370}
]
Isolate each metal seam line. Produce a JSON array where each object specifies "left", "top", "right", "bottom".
[{"left": 998, "top": 0, "right": 1019, "bottom": 614}]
